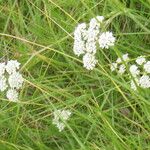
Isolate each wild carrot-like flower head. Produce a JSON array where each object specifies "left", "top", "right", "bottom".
[
  {"left": 110, "top": 54, "right": 150, "bottom": 91},
  {"left": 52, "top": 109, "right": 72, "bottom": 132},
  {"left": 0, "top": 59, "right": 24, "bottom": 102},
  {"left": 73, "top": 16, "right": 116, "bottom": 70}
]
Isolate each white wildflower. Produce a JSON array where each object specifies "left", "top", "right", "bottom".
[
  {"left": 53, "top": 109, "right": 71, "bottom": 122},
  {"left": 89, "top": 18, "right": 99, "bottom": 29},
  {"left": 85, "top": 41, "right": 97, "bottom": 54},
  {"left": 73, "top": 40, "right": 86, "bottom": 56},
  {"left": 6, "top": 89, "right": 19, "bottom": 102},
  {"left": 111, "top": 54, "right": 150, "bottom": 90},
  {"left": 56, "top": 122, "right": 65, "bottom": 132},
  {"left": 130, "top": 78, "right": 139, "bottom": 91},
  {"left": 85, "top": 30, "right": 97, "bottom": 54},
  {"left": 60, "top": 109, "right": 72, "bottom": 120},
  {"left": 98, "top": 31, "right": 116, "bottom": 49},
  {"left": 89, "top": 16, "right": 103, "bottom": 29},
  {"left": 6, "top": 60, "right": 20, "bottom": 74},
  {"left": 73, "top": 23, "right": 87, "bottom": 56},
  {"left": 136, "top": 56, "right": 146, "bottom": 65},
  {"left": 129, "top": 65, "right": 140, "bottom": 77},
  {"left": 78, "top": 23, "right": 87, "bottom": 39},
  {"left": 122, "top": 53, "right": 129, "bottom": 62},
  {"left": 139, "top": 75, "right": 150, "bottom": 88},
  {"left": 89, "top": 16, "right": 104, "bottom": 28},
  {"left": 52, "top": 109, "right": 72, "bottom": 132},
  {"left": 83, "top": 53, "right": 98, "bottom": 70},
  {"left": 0, "top": 59, "right": 23, "bottom": 101},
  {"left": 74, "top": 23, "right": 87, "bottom": 39},
  {"left": 0, "top": 62, "right": 6, "bottom": 77},
  {"left": 116, "top": 57, "right": 122, "bottom": 64},
  {"left": 85, "top": 17, "right": 102, "bottom": 54},
  {"left": 116, "top": 53, "right": 129, "bottom": 64},
  {"left": 0, "top": 76, "right": 8, "bottom": 92},
  {"left": 144, "top": 61, "right": 150, "bottom": 73},
  {"left": 118, "top": 64, "right": 126, "bottom": 75},
  {"left": 96, "top": 16, "right": 104, "bottom": 23},
  {"left": 73, "top": 16, "right": 116, "bottom": 70},
  {"left": 110, "top": 63, "right": 117, "bottom": 72},
  {"left": 8, "top": 72, "right": 24, "bottom": 89}
]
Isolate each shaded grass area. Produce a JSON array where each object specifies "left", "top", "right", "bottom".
[{"left": 0, "top": 0, "right": 150, "bottom": 149}]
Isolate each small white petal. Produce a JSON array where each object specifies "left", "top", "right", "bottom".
[
  {"left": 98, "top": 32, "right": 116, "bottom": 49},
  {"left": 96, "top": 16, "right": 104, "bottom": 23},
  {"left": 6, "top": 89, "right": 19, "bottom": 102},
  {"left": 56, "top": 122, "right": 65, "bottom": 132},
  {"left": 129, "top": 65, "right": 140, "bottom": 77},
  {"left": 52, "top": 109, "right": 71, "bottom": 132},
  {"left": 6, "top": 60, "right": 20, "bottom": 74},
  {"left": 122, "top": 53, "right": 129, "bottom": 62},
  {"left": 136, "top": 56, "right": 146, "bottom": 65},
  {"left": 83, "top": 53, "right": 98, "bottom": 70},
  {"left": 116, "top": 53, "right": 129, "bottom": 64},
  {"left": 110, "top": 63, "right": 117, "bottom": 72},
  {"left": 116, "top": 57, "right": 122, "bottom": 64},
  {"left": 130, "top": 78, "right": 139, "bottom": 91},
  {"left": 118, "top": 64, "right": 126, "bottom": 75},
  {"left": 73, "top": 23, "right": 87, "bottom": 56},
  {"left": 0, "top": 76, "right": 8, "bottom": 92},
  {"left": 139, "top": 75, "right": 150, "bottom": 88},
  {"left": 0, "top": 62, "right": 6, "bottom": 77},
  {"left": 144, "top": 61, "right": 150, "bottom": 73},
  {"left": 8, "top": 72, "right": 24, "bottom": 89}
]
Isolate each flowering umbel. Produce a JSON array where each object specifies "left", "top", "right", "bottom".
[
  {"left": 83, "top": 53, "right": 98, "bottom": 70},
  {"left": 52, "top": 109, "right": 72, "bottom": 132},
  {"left": 98, "top": 32, "right": 116, "bottom": 49},
  {"left": 0, "top": 60, "right": 24, "bottom": 102},
  {"left": 110, "top": 53, "right": 129, "bottom": 75},
  {"left": 110, "top": 54, "right": 150, "bottom": 90},
  {"left": 73, "top": 16, "right": 116, "bottom": 70}
]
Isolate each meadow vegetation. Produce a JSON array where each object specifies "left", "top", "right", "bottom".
[{"left": 0, "top": 0, "right": 150, "bottom": 149}]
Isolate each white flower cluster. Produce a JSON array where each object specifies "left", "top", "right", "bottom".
[
  {"left": 52, "top": 109, "right": 71, "bottom": 132},
  {"left": 99, "top": 32, "right": 116, "bottom": 49},
  {"left": 0, "top": 60, "right": 24, "bottom": 102},
  {"left": 110, "top": 53, "right": 129, "bottom": 75},
  {"left": 73, "top": 16, "right": 116, "bottom": 70},
  {"left": 111, "top": 54, "right": 150, "bottom": 90}
]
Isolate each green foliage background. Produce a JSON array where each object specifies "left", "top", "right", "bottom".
[{"left": 0, "top": 0, "right": 150, "bottom": 149}]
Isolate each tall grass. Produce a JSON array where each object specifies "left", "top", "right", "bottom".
[{"left": 0, "top": 0, "right": 150, "bottom": 149}]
